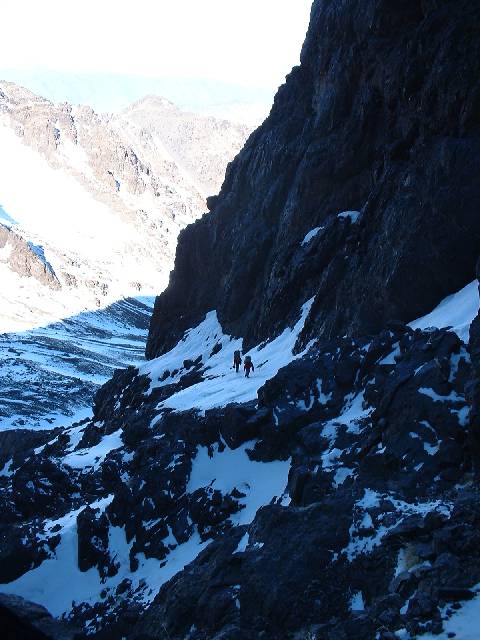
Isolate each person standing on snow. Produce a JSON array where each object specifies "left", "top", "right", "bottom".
[
  {"left": 244, "top": 355, "right": 254, "bottom": 378},
  {"left": 233, "top": 350, "right": 242, "bottom": 373}
]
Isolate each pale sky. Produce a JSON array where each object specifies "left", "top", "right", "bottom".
[{"left": 0, "top": 0, "right": 312, "bottom": 89}]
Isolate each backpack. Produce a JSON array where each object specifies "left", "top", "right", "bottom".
[
  {"left": 234, "top": 350, "right": 241, "bottom": 359},
  {"left": 244, "top": 355, "right": 252, "bottom": 364}
]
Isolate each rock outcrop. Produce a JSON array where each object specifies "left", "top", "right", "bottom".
[
  {"left": 146, "top": 0, "right": 480, "bottom": 359},
  {"left": 0, "top": 593, "right": 79, "bottom": 639},
  {"left": 0, "top": 224, "right": 60, "bottom": 289}
]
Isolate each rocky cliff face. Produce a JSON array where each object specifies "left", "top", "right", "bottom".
[
  {"left": 115, "top": 96, "right": 251, "bottom": 197},
  {"left": 146, "top": 0, "right": 480, "bottom": 359}
]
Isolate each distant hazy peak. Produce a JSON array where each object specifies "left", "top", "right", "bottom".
[{"left": 125, "top": 94, "right": 179, "bottom": 112}]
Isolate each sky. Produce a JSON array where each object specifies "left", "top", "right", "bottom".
[{"left": 0, "top": 0, "right": 313, "bottom": 90}]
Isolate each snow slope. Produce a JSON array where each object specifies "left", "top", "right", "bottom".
[
  {"left": 188, "top": 442, "right": 291, "bottom": 524},
  {"left": 142, "top": 298, "right": 315, "bottom": 414},
  {"left": 3, "top": 493, "right": 209, "bottom": 618},
  {"left": 0, "top": 297, "right": 154, "bottom": 431},
  {"left": 409, "top": 280, "right": 479, "bottom": 343},
  {"left": 418, "top": 585, "right": 480, "bottom": 640}
]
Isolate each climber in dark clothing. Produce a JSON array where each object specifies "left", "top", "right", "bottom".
[
  {"left": 244, "top": 355, "right": 254, "bottom": 378},
  {"left": 233, "top": 350, "right": 242, "bottom": 373}
]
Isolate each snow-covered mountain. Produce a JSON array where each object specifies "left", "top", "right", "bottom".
[
  {"left": 0, "top": 80, "right": 251, "bottom": 333},
  {"left": 2, "top": 2, "right": 480, "bottom": 640}
]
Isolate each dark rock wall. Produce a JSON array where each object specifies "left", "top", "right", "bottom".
[
  {"left": 146, "top": 0, "right": 480, "bottom": 359},
  {"left": 0, "top": 593, "right": 79, "bottom": 640}
]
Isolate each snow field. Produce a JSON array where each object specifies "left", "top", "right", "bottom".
[{"left": 0, "top": 297, "right": 154, "bottom": 431}]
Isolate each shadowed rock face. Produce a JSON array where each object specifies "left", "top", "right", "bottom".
[
  {"left": 146, "top": 0, "right": 480, "bottom": 359},
  {"left": 0, "top": 593, "right": 79, "bottom": 639}
]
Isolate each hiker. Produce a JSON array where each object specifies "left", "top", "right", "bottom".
[
  {"left": 233, "top": 350, "right": 242, "bottom": 373},
  {"left": 244, "top": 355, "right": 254, "bottom": 378}
]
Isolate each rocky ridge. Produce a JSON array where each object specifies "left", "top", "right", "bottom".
[{"left": 0, "top": 224, "right": 60, "bottom": 290}]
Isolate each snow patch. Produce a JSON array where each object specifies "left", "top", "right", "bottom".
[
  {"left": 418, "top": 388, "right": 464, "bottom": 403},
  {"left": 337, "top": 210, "right": 361, "bottom": 223},
  {"left": 234, "top": 533, "right": 249, "bottom": 553},
  {"left": 419, "top": 583, "right": 480, "bottom": 640},
  {"left": 350, "top": 591, "right": 365, "bottom": 611},
  {"left": 409, "top": 280, "right": 479, "bottom": 343},
  {"left": 187, "top": 442, "right": 291, "bottom": 525},
  {"left": 301, "top": 226, "right": 323, "bottom": 246},
  {"left": 63, "top": 429, "right": 123, "bottom": 470}
]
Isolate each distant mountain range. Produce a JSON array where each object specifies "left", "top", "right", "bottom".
[
  {"left": 0, "top": 70, "right": 273, "bottom": 125},
  {"left": 0, "top": 80, "right": 251, "bottom": 332}
]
